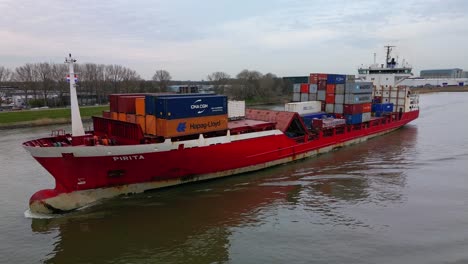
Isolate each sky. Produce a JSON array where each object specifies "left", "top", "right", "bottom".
[{"left": 1, "top": 0, "right": 467, "bottom": 80}]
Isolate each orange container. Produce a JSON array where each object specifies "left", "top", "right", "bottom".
[
  {"left": 156, "top": 115, "right": 228, "bottom": 138},
  {"left": 111, "top": 112, "right": 119, "bottom": 120},
  {"left": 136, "top": 115, "right": 146, "bottom": 133},
  {"left": 361, "top": 103, "right": 372, "bottom": 113},
  {"left": 135, "top": 97, "right": 145, "bottom": 116},
  {"left": 326, "top": 84, "right": 336, "bottom": 94},
  {"left": 145, "top": 115, "right": 157, "bottom": 135},
  {"left": 118, "top": 113, "right": 127, "bottom": 122},
  {"left": 126, "top": 114, "right": 136, "bottom": 123},
  {"left": 325, "top": 93, "right": 335, "bottom": 104}
]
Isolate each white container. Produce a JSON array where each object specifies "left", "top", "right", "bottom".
[
  {"left": 308, "top": 93, "right": 317, "bottom": 101},
  {"left": 334, "top": 104, "right": 343, "bottom": 114},
  {"left": 284, "top": 101, "right": 322, "bottom": 115},
  {"left": 334, "top": 94, "right": 344, "bottom": 104},
  {"left": 293, "top": 84, "right": 301, "bottom": 93},
  {"left": 325, "top": 103, "right": 334, "bottom": 113},
  {"left": 317, "top": 90, "right": 326, "bottom": 101},
  {"left": 292, "top": 93, "right": 300, "bottom": 102},
  {"left": 335, "top": 84, "right": 345, "bottom": 94},
  {"left": 362, "top": 112, "right": 371, "bottom": 122},
  {"left": 228, "top": 100, "right": 245, "bottom": 119},
  {"left": 309, "top": 84, "right": 318, "bottom": 93},
  {"left": 300, "top": 93, "right": 309, "bottom": 102}
]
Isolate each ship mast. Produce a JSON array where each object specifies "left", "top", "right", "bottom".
[
  {"left": 65, "top": 54, "right": 85, "bottom": 136},
  {"left": 385, "top": 45, "right": 395, "bottom": 68}
]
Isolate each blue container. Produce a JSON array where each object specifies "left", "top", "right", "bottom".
[
  {"left": 372, "top": 103, "right": 394, "bottom": 113},
  {"left": 145, "top": 95, "right": 157, "bottom": 115},
  {"left": 145, "top": 93, "right": 215, "bottom": 115},
  {"left": 327, "top": 74, "right": 346, "bottom": 84},
  {"left": 345, "top": 113, "right": 363, "bottom": 125},
  {"left": 156, "top": 95, "right": 227, "bottom": 119}
]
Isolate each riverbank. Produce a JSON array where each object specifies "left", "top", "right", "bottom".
[
  {"left": 0, "top": 106, "right": 108, "bottom": 130},
  {"left": 412, "top": 85, "right": 468, "bottom": 94}
]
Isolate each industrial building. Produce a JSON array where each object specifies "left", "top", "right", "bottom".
[{"left": 420, "top": 68, "right": 463, "bottom": 78}]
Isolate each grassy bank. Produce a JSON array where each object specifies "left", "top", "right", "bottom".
[
  {"left": 413, "top": 85, "right": 468, "bottom": 94},
  {"left": 0, "top": 105, "right": 109, "bottom": 128}
]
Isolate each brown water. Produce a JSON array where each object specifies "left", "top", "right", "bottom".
[{"left": 0, "top": 92, "right": 467, "bottom": 264}]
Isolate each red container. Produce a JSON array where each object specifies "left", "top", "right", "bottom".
[
  {"left": 362, "top": 103, "right": 372, "bottom": 113},
  {"left": 317, "top": 80, "right": 327, "bottom": 90},
  {"left": 102, "top": 111, "right": 111, "bottom": 118},
  {"left": 325, "top": 93, "right": 335, "bottom": 104},
  {"left": 309, "top": 73, "right": 328, "bottom": 84},
  {"left": 109, "top": 95, "right": 119, "bottom": 112},
  {"left": 326, "top": 84, "right": 336, "bottom": 94},
  {"left": 343, "top": 104, "right": 363, "bottom": 115},
  {"left": 300, "top": 83, "right": 309, "bottom": 93},
  {"left": 117, "top": 96, "right": 145, "bottom": 114}
]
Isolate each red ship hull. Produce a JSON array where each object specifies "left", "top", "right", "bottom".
[{"left": 24, "top": 110, "right": 418, "bottom": 214}]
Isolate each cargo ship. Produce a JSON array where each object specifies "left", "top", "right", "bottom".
[{"left": 24, "top": 50, "right": 419, "bottom": 214}]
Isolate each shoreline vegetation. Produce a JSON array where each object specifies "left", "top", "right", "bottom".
[{"left": 1, "top": 87, "right": 467, "bottom": 130}]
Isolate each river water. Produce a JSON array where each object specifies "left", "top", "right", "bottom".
[{"left": 0, "top": 92, "right": 467, "bottom": 264}]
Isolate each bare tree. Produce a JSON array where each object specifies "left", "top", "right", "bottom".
[
  {"left": 207, "top": 71, "right": 230, "bottom": 94},
  {"left": 0, "top": 66, "right": 13, "bottom": 83},
  {"left": 15, "top": 63, "right": 39, "bottom": 106},
  {"left": 36, "top": 62, "right": 53, "bottom": 106},
  {"left": 152, "top": 70, "right": 172, "bottom": 92}
]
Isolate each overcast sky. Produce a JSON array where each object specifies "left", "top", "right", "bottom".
[{"left": 1, "top": 0, "right": 467, "bottom": 80}]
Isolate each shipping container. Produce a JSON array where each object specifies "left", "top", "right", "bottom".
[
  {"left": 334, "top": 94, "right": 344, "bottom": 104},
  {"left": 102, "top": 111, "right": 111, "bottom": 118},
  {"left": 344, "top": 94, "right": 372, "bottom": 104},
  {"left": 334, "top": 104, "right": 343, "bottom": 114},
  {"left": 300, "top": 83, "right": 309, "bottom": 93},
  {"left": 109, "top": 95, "right": 119, "bottom": 112},
  {"left": 335, "top": 84, "right": 345, "bottom": 94},
  {"left": 118, "top": 113, "right": 127, "bottom": 122},
  {"left": 145, "top": 93, "right": 213, "bottom": 115},
  {"left": 313, "top": 118, "right": 346, "bottom": 129},
  {"left": 300, "top": 93, "right": 309, "bottom": 102},
  {"left": 292, "top": 93, "right": 301, "bottom": 102},
  {"left": 155, "top": 95, "right": 228, "bottom": 120},
  {"left": 317, "top": 80, "right": 327, "bottom": 90},
  {"left": 346, "top": 75, "right": 356, "bottom": 82},
  {"left": 345, "top": 113, "right": 363, "bottom": 125},
  {"left": 293, "top": 83, "right": 301, "bottom": 93},
  {"left": 285, "top": 101, "right": 322, "bottom": 115},
  {"left": 372, "top": 103, "right": 394, "bottom": 113},
  {"left": 327, "top": 74, "right": 346, "bottom": 84},
  {"left": 345, "top": 82, "right": 373, "bottom": 94},
  {"left": 156, "top": 114, "right": 228, "bottom": 138},
  {"left": 309, "top": 73, "right": 327, "bottom": 84},
  {"left": 308, "top": 93, "right": 317, "bottom": 101},
  {"left": 136, "top": 115, "right": 146, "bottom": 133},
  {"left": 325, "top": 103, "right": 334, "bottom": 113},
  {"left": 325, "top": 93, "right": 335, "bottom": 104},
  {"left": 126, "top": 114, "right": 136, "bottom": 124},
  {"left": 309, "top": 84, "right": 318, "bottom": 93},
  {"left": 326, "top": 84, "right": 336, "bottom": 94},
  {"left": 135, "top": 97, "right": 145, "bottom": 116},
  {"left": 145, "top": 115, "right": 157, "bottom": 135},
  {"left": 117, "top": 96, "right": 145, "bottom": 114},
  {"left": 372, "top": 96, "right": 382, "bottom": 104},
  {"left": 361, "top": 103, "right": 372, "bottom": 113},
  {"left": 301, "top": 112, "right": 333, "bottom": 119},
  {"left": 343, "top": 104, "right": 363, "bottom": 115},
  {"left": 228, "top": 100, "right": 245, "bottom": 120},
  {"left": 362, "top": 112, "right": 371, "bottom": 122},
  {"left": 111, "top": 112, "right": 119, "bottom": 120},
  {"left": 317, "top": 90, "right": 326, "bottom": 101}
]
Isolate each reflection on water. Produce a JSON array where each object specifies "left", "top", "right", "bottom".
[{"left": 32, "top": 126, "right": 418, "bottom": 264}]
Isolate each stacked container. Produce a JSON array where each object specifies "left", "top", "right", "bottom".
[
  {"left": 342, "top": 82, "right": 373, "bottom": 124},
  {"left": 380, "top": 86, "right": 410, "bottom": 112}
]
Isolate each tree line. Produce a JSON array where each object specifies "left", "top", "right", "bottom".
[{"left": 0, "top": 63, "right": 290, "bottom": 107}]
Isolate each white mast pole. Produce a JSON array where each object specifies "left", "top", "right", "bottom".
[{"left": 65, "top": 54, "right": 85, "bottom": 136}]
